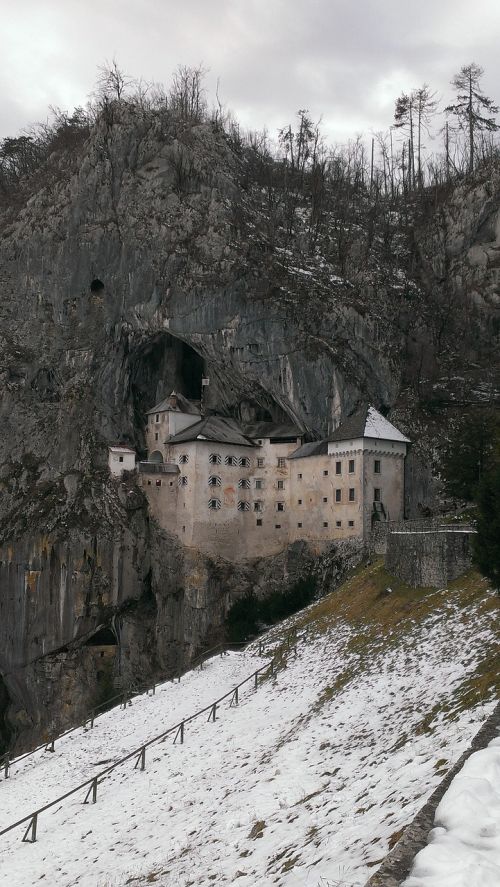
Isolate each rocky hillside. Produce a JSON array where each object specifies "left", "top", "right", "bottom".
[{"left": 0, "top": 100, "right": 498, "bottom": 751}]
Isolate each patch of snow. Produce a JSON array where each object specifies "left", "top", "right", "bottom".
[
  {"left": 403, "top": 737, "right": 500, "bottom": 887},
  {"left": 365, "top": 406, "right": 410, "bottom": 443}
]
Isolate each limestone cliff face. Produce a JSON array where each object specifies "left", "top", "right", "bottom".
[{"left": 0, "top": 104, "right": 498, "bottom": 751}]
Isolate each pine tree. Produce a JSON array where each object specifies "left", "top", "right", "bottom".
[{"left": 445, "top": 63, "right": 499, "bottom": 174}]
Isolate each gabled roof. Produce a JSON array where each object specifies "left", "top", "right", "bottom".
[
  {"left": 109, "top": 445, "right": 136, "bottom": 454},
  {"left": 328, "top": 405, "right": 410, "bottom": 444},
  {"left": 288, "top": 440, "right": 328, "bottom": 460},
  {"left": 147, "top": 392, "right": 201, "bottom": 416},
  {"left": 242, "top": 422, "right": 302, "bottom": 441},
  {"left": 166, "top": 416, "right": 256, "bottom": 448}
]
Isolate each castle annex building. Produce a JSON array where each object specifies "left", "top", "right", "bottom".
[{"left": 109, "top": 396, "right": 410, "bottom": 561}]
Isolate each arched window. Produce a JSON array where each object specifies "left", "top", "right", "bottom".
[
  {"left": 238, "top": 478, "right": 250, "bottom": 489},
  {"left": 208, "top": 475, "right": 221, "bottom": 486},
  {"left": 149, "top": 451, "right": 164, "bottom": 464},
  {"left": 237, "top": 500, "right": 250, "bottom": 511},
  {"left": 179, "top": 454, "right": 189, "bottom": 464},
  {"left": 208, "top": 498, "right": 221, "bottom": 510},
  {"left": 239, "top": 456, "right": 251, "bottom": 467},
  {"left": 209, "top": 453, "right": 221, "bottom": 464}
]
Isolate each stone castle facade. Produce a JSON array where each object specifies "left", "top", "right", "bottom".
[{"left": 109, "top": 395, "right": 409, "bottom": 562}]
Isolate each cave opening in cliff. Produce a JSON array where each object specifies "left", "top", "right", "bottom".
[
  {"left": 128, "top": 332, "right": 205, "bottom": 436},
  {"left": 85, "top": 626, "right": 117, "bottom": 646}
]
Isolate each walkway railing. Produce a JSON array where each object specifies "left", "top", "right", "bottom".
[
  {"left": 0, "top": 630, "right": 292, "bottom": 781},
  {"left": 0, "top": 629, "right": 299, "bottom": 844}
]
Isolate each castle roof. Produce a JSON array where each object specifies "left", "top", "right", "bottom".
[
  {"left": 242, "top": 422, "right": 302, "bottom": 441},
  {"left": 288, "top": 440, "right": 328, "bottom": 460},
  {"left": 166, "top": 416, "right": 256, "bottom": 448},
  {"left": 147, "top": 392, "right": 201, "bottom": 416},
  {"left": 328, "top": 405, "right": 410, "bottom": 444}
]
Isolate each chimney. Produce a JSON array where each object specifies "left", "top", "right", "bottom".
[{"left": 168, "top": 393, "right": 178, "bottom": 410}]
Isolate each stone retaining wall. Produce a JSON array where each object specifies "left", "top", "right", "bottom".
[{"left": 385, "top": 528, "right": 474, "bottom": 587}]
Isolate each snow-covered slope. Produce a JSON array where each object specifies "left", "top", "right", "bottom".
[{"left": 0, "top": 564, "right": 497, "bottom": 887}]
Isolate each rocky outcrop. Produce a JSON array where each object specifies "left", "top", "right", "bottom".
[{"left": 0, "top": 103, "right": 498, "bottom": 752}]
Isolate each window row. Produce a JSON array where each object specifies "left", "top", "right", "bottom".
[
  {"left": 208, "top": 499, "right": 252, "bottom": 510},
  {"left": 208, "top": 454, "right": 288, "bottom": 468},
  {"left": 208, "top": 454, "right": 252, "bottom": 466},
  {"left": 254, "top": 519, "right": 356, "bottom": 529}
]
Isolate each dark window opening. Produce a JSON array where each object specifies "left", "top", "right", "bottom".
[{"left": 90, "top": 278, "right": 104, "bottom": 293}]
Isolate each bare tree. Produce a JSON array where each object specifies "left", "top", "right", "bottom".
[
  {"left": 96, "top": 58, "right": 134, "bottom": 101},
  {"left": 169, "top": 64, "right": 208, "bottom": 121},
  {"left": 445, "top": 63, "right": 499, "bottom": 174}
]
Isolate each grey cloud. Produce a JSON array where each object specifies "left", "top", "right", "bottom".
[{"left": 1, "top": 0, "right": 500, "bottom": 145}]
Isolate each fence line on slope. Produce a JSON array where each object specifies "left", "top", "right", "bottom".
[
  {"left": 0, "top": 629, "right": 301, "bottom": 845},
  {"left": 1, "top": 626, "right": 297, "bottom": 781}
]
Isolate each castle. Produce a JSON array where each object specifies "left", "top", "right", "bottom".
[{"left": 109, "top": 395, "right": 409, "bottom": 561}]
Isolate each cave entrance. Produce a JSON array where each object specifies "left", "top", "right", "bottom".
[
  {"left": 128, "top": 333, "right": 205, "bottom": 433},
  {"left": 85, "top": 627, "right": 117, "bottom": 647}
]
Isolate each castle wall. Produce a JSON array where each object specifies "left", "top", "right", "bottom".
[
  {"left": 385, "top": 529, "right": 474, "bottom": 588},
  {"left": 288, "top": 453, "right": 362, "bottom": 543}
]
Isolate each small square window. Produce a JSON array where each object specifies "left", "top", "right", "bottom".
[
  {"left": 336, "top": 520, "right": 342, "bottom": 527},
  {"left": 277, "top": 479, "right": 285, "bottom": 490},
  {"left": 323, "top": 521, "right": 328, "bottom": 528},
  {"left": 277, "top": 502, "right": 284, "bottom": 512},
  {"left": 323, "top": 470, "right": 328, "bottom": 476},
  {"left": 257, "top": 458, "right": 264, "bottom": 467},
  {"left": 255, "top": 479, "right": 263, "bottom": 490},
  {"left": 118, "top": 455, "right": 124, "bottom": 463},
  {"left": 374, "top": 459, "right": 381, "bottom": 474},
  {"left": 155, "top": 414, "right": 159, "bottom": 422},
  {"left": 374, "top": 488, "right": 381, "bottom": 502},
  {"left": 323, "top": 497, "right": 327, "bottom": 503},
  {"left": 277, "top": 457, "right": 286, "bottom": 468},
  {"left": 155, "top": 433, "right": 159, "bottom": 441},
  {"left": 156, "top": 479, "right": 161, "bottom": 486},
  {"left": 275, "top": 524, "right": 281, "bottom": 529},
  {"left": 256, "top": 519, "right": 263, "bottom": 526},
  {"left": 297, "top": 473, "right": 302, "bottom": 480},
  {"left": 335, "top": 461, "right": 341, "bottom": 475},
  {"left": 298, "top": 499, "right": 302, "bottom": 505},
  {"left": 297, "top": 522, "right": 302, "bottom": 528},
  {"left": 335, "top": 489, "right": 342, "bottom": 502},
  {"left": 349, "top": 459, "right": 355, "bottom": 473},
  {"left": 182, "top": 525, "right": 186, "bottom": 532},
  {"left": 349, "top": 488, "right": 355, "bottom": 501},
  {"left": 348, "top": 520, "right": 354, "bottom": 527},
  {"left": 147, "top": 480, "right": 151, "bottom": 486}
]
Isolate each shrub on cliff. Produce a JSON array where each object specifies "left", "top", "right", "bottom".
[{"left": 226, "top": 575, "right": 317, "bottom": 643}]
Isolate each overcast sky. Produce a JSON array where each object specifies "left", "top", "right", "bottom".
[{"left": 2, "top": 0, "right": 500, "bottom": 147}]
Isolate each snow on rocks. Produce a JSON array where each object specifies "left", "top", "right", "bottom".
[{"left": 0, "top": 590, "right": 497, "bottom": 887}]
